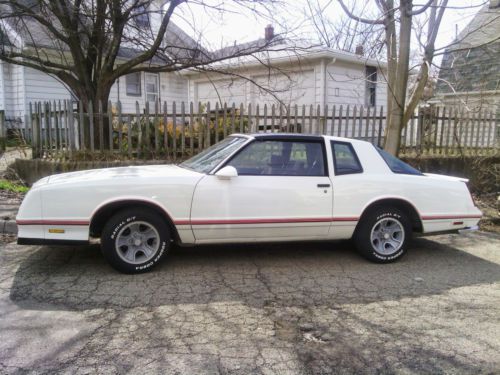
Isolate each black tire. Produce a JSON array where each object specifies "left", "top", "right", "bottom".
[
  {"left": 354, "top": 207, "right": 411, "bottom": 263},
  {"left": 101, "top": 208, "right": 171, "bottom": 273}
]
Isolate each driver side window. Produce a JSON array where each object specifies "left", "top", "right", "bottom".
[{"left": 226, "top": 140, "right": 326, "bottom": 176}]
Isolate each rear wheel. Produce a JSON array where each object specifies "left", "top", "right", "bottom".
[
  {"left": 101, "top": 208, "right": 171, "bottom": 273},
  {"left": 354, "top": 207, "right": 411, "bottom": 263}
]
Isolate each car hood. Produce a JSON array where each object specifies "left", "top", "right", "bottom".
[{"left": 40, "top": 164, "right": 201, "bottom": 186}]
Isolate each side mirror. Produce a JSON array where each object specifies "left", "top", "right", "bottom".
[{"left": 215, "top": 166, "right": 238, "bottom": 180}]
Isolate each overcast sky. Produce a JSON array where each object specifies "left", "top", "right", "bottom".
[{"left": 171, "top": 0, "right": 488, "bottom": 57}]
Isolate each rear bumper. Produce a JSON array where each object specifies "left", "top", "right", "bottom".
[
  {"left": 458, "top": 225, "right": 480, "bottom": 234},
  {"left": 417, "top": 225, "right": 479, "bottom": 237}
]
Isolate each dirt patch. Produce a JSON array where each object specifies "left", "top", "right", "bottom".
[{"left": 0, "top": 234, "right": 16, "bottom": 244}]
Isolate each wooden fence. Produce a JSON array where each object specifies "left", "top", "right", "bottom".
[{"left": 16, "top": 100, "right": 500, "bottom": 160}]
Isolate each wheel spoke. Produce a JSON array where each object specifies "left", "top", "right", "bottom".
[
  {"left": 142, "top": 243, "right": 154, "bottom": 256},
  {"left": 124, "top": 246, "right": 136, "bottom": 262},
  {"left": 128, "top": 223, "right": 141, "bottom": 235},
  {"left": 141, "top": 228, "right": 157, "bottom": 240},
  {"left": 386, "top": 238, "right": 400, "bottom": 249},
  {"left": 116, "top": 236, "right": 129, "bottom": 248}
]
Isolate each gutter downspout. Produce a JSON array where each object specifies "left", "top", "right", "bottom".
[
  {"left": 320, "top": 58, "right": 327, "bottom": 111},
  {"left": 320, "top": 57, "right": 336, "bottom": 110}
]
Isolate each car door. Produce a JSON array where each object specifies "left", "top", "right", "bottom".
[{"left": 190, "top": 137, "right": 333, "bottom": 242}]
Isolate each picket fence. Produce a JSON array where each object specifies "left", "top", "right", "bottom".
[{"left": 10, "top": 100, "right": 500, "bottom": 159}]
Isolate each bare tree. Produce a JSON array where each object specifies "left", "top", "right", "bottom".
[
  {"left": 0, "top": 0, "right": 281, "bottom": 147},
  {"left": 333, "top": 0, "right": 450, "bottom": 155},
  {"left": 306, "top": 0, "right": 385, "bottom": 58}
]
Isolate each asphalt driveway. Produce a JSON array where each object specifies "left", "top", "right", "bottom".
[{"left": 0, "top": 232, "right": 499, "bottom": 374}]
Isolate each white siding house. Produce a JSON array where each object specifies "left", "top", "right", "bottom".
[
  {"left": 0, "top": 62, "right": 188, "bottom": 126},
  {"left": 0, "top": 0, "right": 191, "bottom": 127},
  {"left": 183, "top": 48, "right": 387, "bottom": 110}
]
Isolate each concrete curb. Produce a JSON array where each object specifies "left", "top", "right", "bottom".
[{"left": 1, "top": 219, "right": 17, "bottom": 235}]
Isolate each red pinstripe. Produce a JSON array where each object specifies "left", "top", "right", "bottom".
[
  {"left": 174, "top": 217, "right": 359, "bottom": 225},
  {"left": 17, "top": 214, "right": 481, "bottom": 227},
  {"left": 421, "top": 214, "right": 482, "bottom": 220}
]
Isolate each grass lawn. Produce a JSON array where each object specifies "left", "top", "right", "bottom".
[{"left": 0, "top": 179, "right": 29, "bottom": 194}]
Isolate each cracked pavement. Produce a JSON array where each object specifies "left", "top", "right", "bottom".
[{"left": 0, "top": 232, "right": 499, "bottom": 374}]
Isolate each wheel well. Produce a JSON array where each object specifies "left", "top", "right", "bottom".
[
  {"left": 358, "top": 199, "right": 423, "bottom": 233},
  {"left": 89, "top": 200, "right": 180, "bottom": 242}
]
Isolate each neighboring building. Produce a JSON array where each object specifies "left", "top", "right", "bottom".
[
  {"left": 433, "top": 0, "right": 500, "bottom": 109},
  {"left": 183, "top": 29, "right": 388, "bottom": 111},
  {"left": 0, "top": 1, "right": 190, "bottom": 126}
]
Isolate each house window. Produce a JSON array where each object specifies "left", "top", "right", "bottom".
[
  {"left": 365, "top": 66, "right": 377, "bottom": 107},
  {"left": 145, "top": 73, "right": 159, "bottom": 103},
  {"left": 126, "top": 72, "right": 141, "bottom": 96}
]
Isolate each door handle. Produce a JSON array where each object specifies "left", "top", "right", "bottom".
[{"left": 317, "top": 184, "right": 331, "bottom": 188}]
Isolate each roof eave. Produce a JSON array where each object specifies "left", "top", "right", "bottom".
[{"left": 180, "top": 49, "right": 387, "bottom": 76}]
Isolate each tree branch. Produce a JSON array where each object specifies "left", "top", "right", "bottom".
[{"left": 337, "top": 0, "right": 385, "bottom": 25}]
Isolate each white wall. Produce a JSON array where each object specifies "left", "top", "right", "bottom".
[
  {"left": 0, "top": 63, "right": 188, "bottom": 124},
  {"left": 2, "top": 63, "right": 24, "bottom": 120},
  {"left": 189, "top": 64, "right": 319, "bottom": 109},
  {"left": 253, "top": 70, "right": 316, "bottom": 107},
  {"left": 326, "top": 61, "right": 387, "bottom": 108},
  {"left": 23, "top": 67, "right": 72, "bottom": 111},
  {"left": 0, "top": 63, "right": 72, "bottom": 121},
  {"left": 187, "top": 58, "right": 388, "bottom": 112},
  {"left": 195, "top": 77, "right": 248, "bottom": 106}
]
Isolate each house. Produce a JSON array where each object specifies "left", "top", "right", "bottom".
[
  {"left": 0, "top": 0, "right": 190, "bottom": 127},
  {"left": 433, "top": 0, "right": 500, "bottom": 109},
  {"left": 183, "top": 28, "right": 388, "bottom": 112}
]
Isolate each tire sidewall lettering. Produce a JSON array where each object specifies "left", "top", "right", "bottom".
[
  {"left": 376, "top": 212, "right": 401, "bottom": 221},
  {"left": 135, "top": 241, "right": 167, "bottom": 271},
  {"left": 110, "top": 215, "right": 137, "bottom": 240}
]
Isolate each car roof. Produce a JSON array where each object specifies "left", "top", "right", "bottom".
[{"left": 231, "top": 133, "right": 372, "bottom": 146}]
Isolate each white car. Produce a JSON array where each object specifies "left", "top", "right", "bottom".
[{"left": 17, "top": 134, "right": 482, "bottom": 273}]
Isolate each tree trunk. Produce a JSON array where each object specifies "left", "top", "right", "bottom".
[
  {"left": 383, "top": 0, "right": 413, "bottom": 156},
  {"left": 79, "top": 85, "right": 112, "bottom": 150},
  {"left": 385, "top": 106, "right": 404, "bottom": 155}
]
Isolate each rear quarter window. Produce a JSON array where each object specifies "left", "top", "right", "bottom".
[
  {"left": 331, "top": 141, "right": 363, "bottom": 175},
  {"left": 376, "top": 147, "right": 423, "bottom": 175}
]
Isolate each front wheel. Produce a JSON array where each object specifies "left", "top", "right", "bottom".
[
  {"left": 101, "top": 208, "right": 171, "bottom": 273},
  {"left": 354, "top": 207, "right": 411, "bottom": 263}
]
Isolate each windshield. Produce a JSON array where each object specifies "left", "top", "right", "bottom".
[
  {"left": 376, "top": 147, "right": 423, "bottom": 175},
  {"left": 180, "top": 136, "right": 248, "bottom": 174}
]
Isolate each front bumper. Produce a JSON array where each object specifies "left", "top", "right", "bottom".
[{"left": 18, "top": 238, "right": 89, "bottom": 246}]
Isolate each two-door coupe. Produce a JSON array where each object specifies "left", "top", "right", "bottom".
[{"left": 17, "top": 134, "right": 481, "bottom": 273}]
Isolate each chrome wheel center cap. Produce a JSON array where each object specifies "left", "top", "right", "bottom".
[
  {"left": 384, "top": 233, "right": 390, "bottom": 239},
  {"left": 134, "top": 238, "right": 142, "bottom": 246}
]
